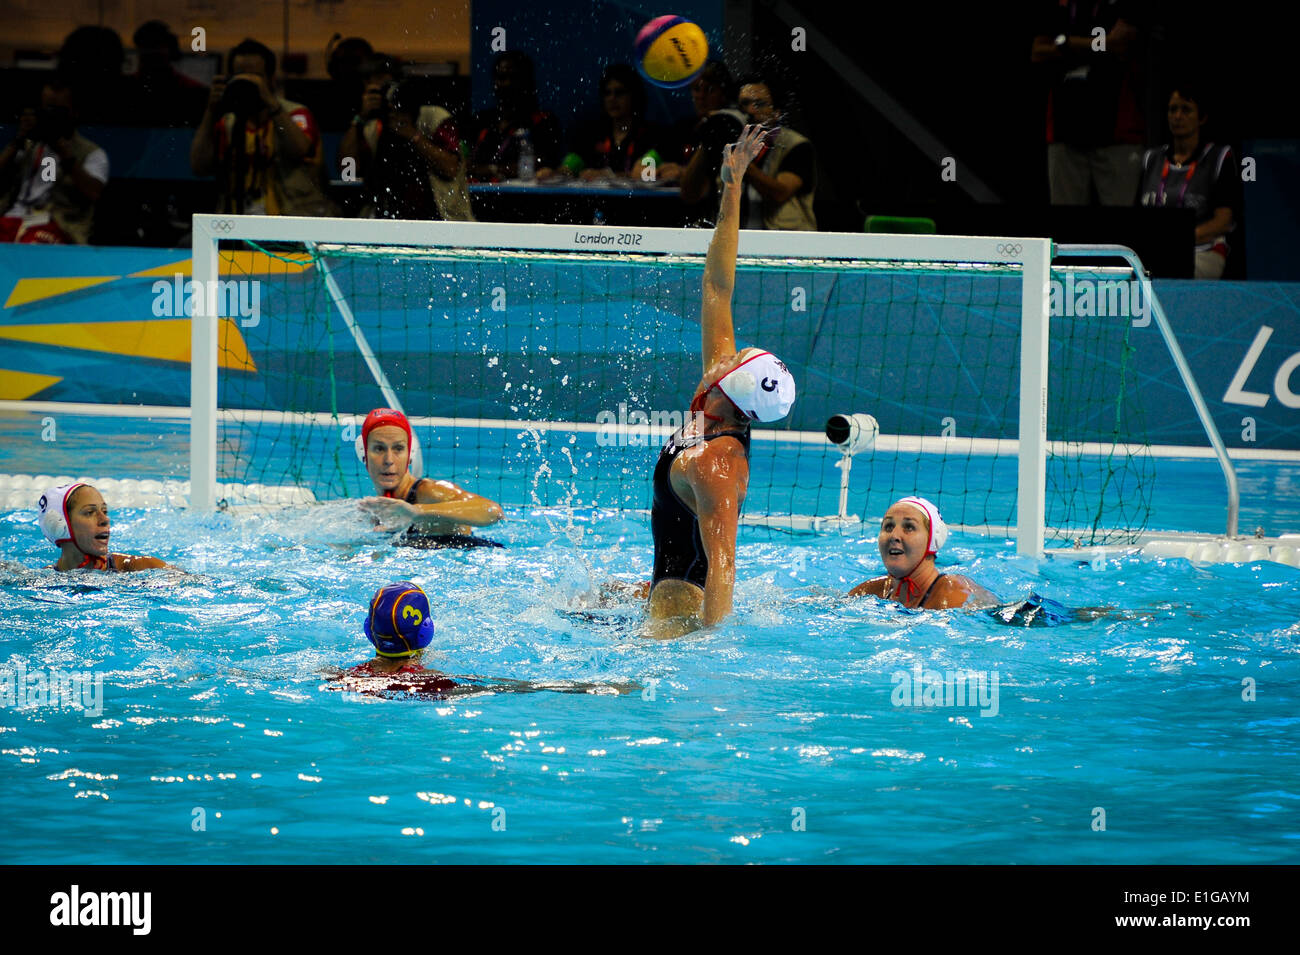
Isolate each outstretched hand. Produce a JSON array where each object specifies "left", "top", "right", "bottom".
[
  {"left": 358, "top": 496, "right": 418, "bottom": 532},
  {"left": 720, "top": 124, "right": 777, "bottom": 184}
]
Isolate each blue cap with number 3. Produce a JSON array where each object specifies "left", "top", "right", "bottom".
[{"left": 364, "top": 581, "right": 435, "bottom": 658}]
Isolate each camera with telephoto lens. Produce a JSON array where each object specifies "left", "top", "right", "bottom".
[
  {"left": 380, "top": 78, "right": 428, "bottom": 123},
  {"left": 218, "top": 76, "right": 264, "bottom": 117}
]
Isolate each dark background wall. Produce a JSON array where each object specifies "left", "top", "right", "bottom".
[
  {"left": 743, "top": 1, "right": 1299, "bottom": 276},
  {"left": 1, "top": 1, "right": 1294, "bottom": 275}
]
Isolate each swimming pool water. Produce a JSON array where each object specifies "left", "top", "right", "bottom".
[
  {"left": 2, "top": 411, "right": 1298, "bottom": 540},
  {"left": 2, "top": 488, "right": 1298, "bottom": 864}
]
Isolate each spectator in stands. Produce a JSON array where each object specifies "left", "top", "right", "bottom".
[
  {"left": 1137, "top": 83, "right": 1241, "bottom": 280},
  {"left": 736, "top": 74, "right": 817, "bottom": 230},
  {"left": 127, "top": 20, "right": 207, "bottom": 127},
  {"left": 660, "top": 60, "right": 745, "bottom": 226},
  {"left": 467, "top": 51, "right": 562, "bottom": 182},
  {"left": 339, "top": 60, "right": 472, "bottom": 221},
  {"left": 189, "top": 38, "right": 335, "bottom": 216},
  {"left": 546, "top": 64, "right": 662, "bottom": 182},
  {"left": 1031, "top": 3, "right": 1145, "bottom": 205},
  {"left": 56, "top": 25, "right": 128, "bottom": 125},
  {"left": 0, "top": 80, "right": 108, "bottom": 244}
]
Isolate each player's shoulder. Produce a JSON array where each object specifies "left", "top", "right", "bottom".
[
  {"left": 679, "top": 437, "right": 748, "bottom": 505},
  {"left": 116, "top": 553, "right": 166, "bottom": 572},
  {"left": 686, "top": 432, "right": 749, "bottom": 469},
  {"left": 933, "top": 574, "right": 997, "bottom": 609},
  {"left": 410, "top": 477, "right": 463, "bottom": 502},
  {"left": 848, "top": 576, "right": 889, "bottom": 598}
]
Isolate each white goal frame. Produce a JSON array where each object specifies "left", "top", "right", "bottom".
[{"left": 190, "top": 214, "right": 1053, "bottom": 554}]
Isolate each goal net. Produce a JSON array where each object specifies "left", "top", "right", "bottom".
[{"left": 190, "top": 216, "right": 1156, "bottom": 555}]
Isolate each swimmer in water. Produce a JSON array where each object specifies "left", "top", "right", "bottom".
[
  {"left": 38, "top": 483, "right": 173, "bottom": 572},
  {"left": 330, "top": 581, "right": 636, "bottom": 699},
  {"left": 847, "top": 496, "right": 998, "bottom": 609},
  {"left": 335, "top": 581, "right": 461, "bottom": 697},
  {"left": 645, "top": 125, "right": 797, "bottom": 639},
  {"left": 354, "top": 408, "right": 505, "bottom": 548}
]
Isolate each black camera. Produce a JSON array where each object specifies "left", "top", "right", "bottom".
[
  {"left": 380, "top": 79, "right": 426, "bottom": 122},
  {"left": 218, "top": 77, "right": 263, "bottom": 117}
]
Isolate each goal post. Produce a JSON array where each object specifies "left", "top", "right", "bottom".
[
  {"left": 1018, "top": 238, "right": 1051, "bottom": 557},
  {"left": 190, "top": 214, "right": 1076, "bottom": 554}
]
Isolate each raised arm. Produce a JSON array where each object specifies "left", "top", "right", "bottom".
[
  {"left": 700, "top": 124, "right": 767, "bottom": 372},
  {"left": 689, "top": 443, "right": 749, "bottom": 626}
]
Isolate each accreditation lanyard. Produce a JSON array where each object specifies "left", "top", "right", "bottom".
[{"left": 1156, "top": 153, "right": 1199, "bottom": 208}]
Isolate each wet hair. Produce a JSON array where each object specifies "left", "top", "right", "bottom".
[
  {"left": 229, "top": 38, "right": 276, "bottom": 79},
  {"left": 600, "top": 62, "right": 647, "bottom": 118}
]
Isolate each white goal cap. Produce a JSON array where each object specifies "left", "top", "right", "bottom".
[
  {"left": 894, "top": 496, "right": 948, "bottom": 555},
  {"left": 717, "top": 350, "right": 796, "bottom": 422},
  {"left": 37, "top": 482, "right": 90, "bottom": 546}
]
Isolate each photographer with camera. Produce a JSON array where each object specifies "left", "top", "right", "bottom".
[
  {"left": 189, "top": 38, "right": 334, "bottom": 216},
  {"left": 337, "top": 57, "right": 472, "bottom": 221},
  {"left": 735, "top": 74, "right": 817, "bottom": 231},
  {"left": 0, "top": 80, "right": 107, "bottom": 244}
]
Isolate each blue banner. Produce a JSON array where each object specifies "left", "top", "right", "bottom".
[{"left": 0, "top": 243, "right": 1297, "bottom": 453}]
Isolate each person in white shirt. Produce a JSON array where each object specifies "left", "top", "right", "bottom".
[{"left": 0, "top": 81, "right": 108, "bottom": 244}]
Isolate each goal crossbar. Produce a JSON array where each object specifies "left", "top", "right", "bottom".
[{"left": 191, "top": 215, "right": 1052, "bottom": 551}]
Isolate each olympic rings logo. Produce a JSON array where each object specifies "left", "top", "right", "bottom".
[
  {"left": 210, "top": 219, "right": 233, "bottom": 233},
  {"left": 996, "top": 243, "right": 1023, "bottom": 256}
]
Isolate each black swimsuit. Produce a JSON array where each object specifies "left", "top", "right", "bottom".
[
  {"left": 650, "top": 425, "right": 750, "bottom": 589},
  {"left": 398, "top": 480, "right": 504, "bottom": 550}
]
